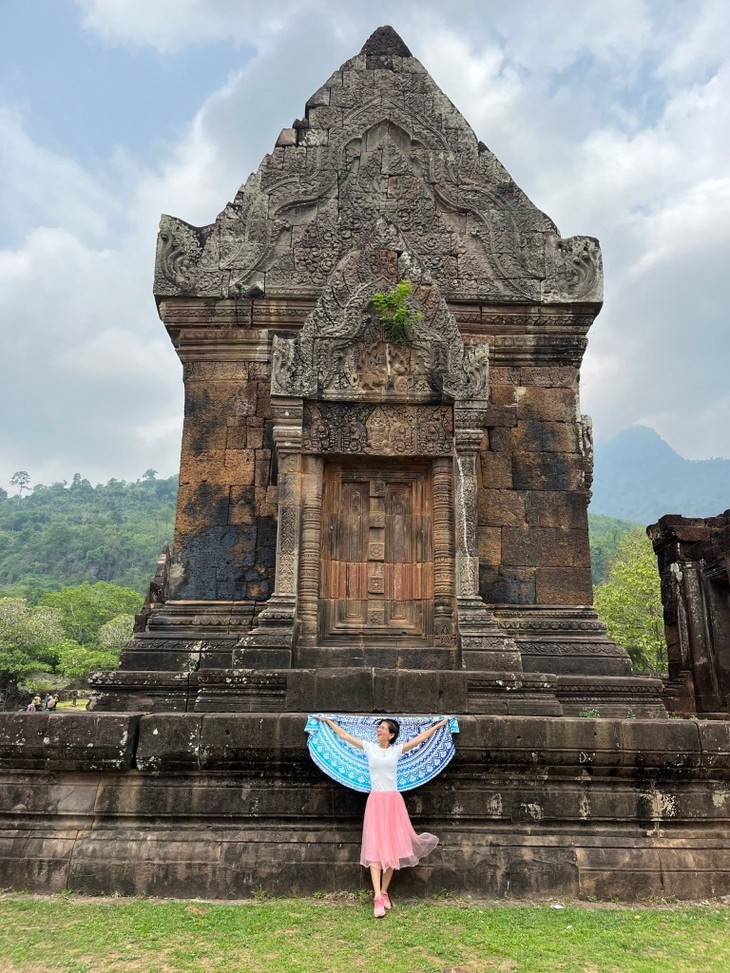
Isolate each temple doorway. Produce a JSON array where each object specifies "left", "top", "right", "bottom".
[{"left": 319, "top": 460, "right": 433, "bottom": 646}]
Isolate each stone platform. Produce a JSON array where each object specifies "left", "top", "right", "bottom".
[
  {"left": 89, "top": 665, "right": 665, "bottom": 720},
  {"left": 1, "top": 712, "right": 728, "bottom": 901}
]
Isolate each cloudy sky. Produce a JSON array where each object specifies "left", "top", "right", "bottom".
[{"left": 1, "top": 0, "right": 728, "bottom": 492}]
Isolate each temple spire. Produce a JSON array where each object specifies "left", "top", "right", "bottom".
[{"left": 360, "top": 25, "right": 412, "bottom": 58}]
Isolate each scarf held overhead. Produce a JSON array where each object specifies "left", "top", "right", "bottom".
[{"left": 305, "top": 715, "right": 459, "bottom": 793}]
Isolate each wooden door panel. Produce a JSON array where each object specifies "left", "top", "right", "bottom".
[{"left": 319, "top": 463, "right": 433, "bottom": 645}]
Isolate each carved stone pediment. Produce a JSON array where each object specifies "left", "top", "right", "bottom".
[
  {"left": 154, "top": 32, "right": 603, "bottom": 306},
  {"left": 270, "top": 233, "right": 489, "bottom": 405}
]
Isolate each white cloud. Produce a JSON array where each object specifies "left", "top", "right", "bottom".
[
  {"left": 657, "top": 0, "right": 730, "bottom": 84},
  {"left": 0, "top": 108, "right": 123, "bottom": 246},
  {"left": 0, "top": 221, "right": 182, "bottom": 491},
  {"left": 73, "top": 0, "right": 319, "bottom": 53},
  {"left": 2, "top": 0, "right": 730, "bottom": 499}
]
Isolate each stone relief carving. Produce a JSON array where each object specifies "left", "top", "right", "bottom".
[
  {"left": 301, "top": 402, "right": 453, "bottom": 456},
  {"left": 271, "top": 233, "right": 489, "bottom": 405},
  {"left": 578, "top": 414, "right": 594, "bottom": 492},
  {"left": 154, "top": 39, "right": 603, "bottom": 305},
  {"left": 543, "top": 235, "right": 603, "bottom": 304}
]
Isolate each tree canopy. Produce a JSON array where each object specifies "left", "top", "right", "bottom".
[
  {"left": 587, "top": 513, "right": 640, "bottom": 585},
  {"left": 0, "top": 473, "right": 176, "bottom": 596},
  {"left": 594, "top": 528, "right": 666, "bottom": 674},
  {"left": 0, "top": 581, "right": 141, "bottom": 708}
]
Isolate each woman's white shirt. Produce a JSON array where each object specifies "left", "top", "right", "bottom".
[{"left": 362, "top": 741, "right": 403, "bottom": 791}]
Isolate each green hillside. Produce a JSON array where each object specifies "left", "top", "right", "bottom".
[{"left": 0, "top": 474, "right": 177, "bottom": 599}]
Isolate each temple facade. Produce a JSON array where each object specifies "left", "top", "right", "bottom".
[{"left": 91, "top": 25, "right": 661, "bottom": 719}]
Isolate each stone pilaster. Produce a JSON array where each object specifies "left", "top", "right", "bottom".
[
  {"left": 454, "top": 422, "right": 523, "bottom": 670},
  {"left": 233, "top": 403, "right": 303, "bottom": 668},
  {"left": 296, "top": 455, "right": 325, "bottom": 652}
]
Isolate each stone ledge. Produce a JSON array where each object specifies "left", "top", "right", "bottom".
[
  {"left": 0, "top": 778, "right": 728, "bottom": 899},
  {"left": 194, "top": 667, "right": 561, "bottom": 716},
  {"left": 1, "top": 713, "right": 727, "bottom": 778},
  {"left": 0, "top": 713, "right": 141, "bottom": 770}
]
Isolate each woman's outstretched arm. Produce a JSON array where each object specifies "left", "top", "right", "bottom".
[
  {"left": 315, "top": 716, "right": 365, "bottom": 750},
  {"left": 401, "top": 718, "right": 450, "bottom": 754}
]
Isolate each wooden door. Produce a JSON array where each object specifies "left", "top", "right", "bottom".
[{"left": 319, "top": 463, "right": 433, "bottom": 645}]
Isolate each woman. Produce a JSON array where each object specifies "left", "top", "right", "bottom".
[{"left": 317, "top": 715, "right": 449, "bottom": 917}]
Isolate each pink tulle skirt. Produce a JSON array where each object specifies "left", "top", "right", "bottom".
[{"left": 360, "top": 790, "right": 439, "bottom": 870}]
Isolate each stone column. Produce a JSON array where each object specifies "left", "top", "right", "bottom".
[
  {"left": 454, "top": 419, "right": 523, "bottom": 671},
  {"left": 297, "top": 455, "right": 324, "bottom": 651},
  {"left": 432, "top": 457, "right": 457, "bottom": 650},
  {"left": 233, "top": 400, "right": 303, "bottom": 669}
]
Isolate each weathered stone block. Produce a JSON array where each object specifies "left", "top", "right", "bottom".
[
  {"left": 484, "top": 405, "right": 517, "bottom": 427},
  {"left": 520, "top": 366, "right": 577, "bottom": 388},
  {"left": 619, "top": 719, "right": 700, "bottom": 772},
  {"left": 525, "top": 490, "right": 587, "bottom": 528},
  {"left": 513, "top": 419, "right": 578, "bottom": 453},
  {"left": 478, "top": 489, "right": 525, "bottom": 527},
  {"left": 535, "top": 567, "right": 593, "bottom": 604},
  {"left": 480, "top": 565, "right": 536, "bottom": 604},
  {"left": 502, "top": 527, "right": 591, "bottom": 568},
  {"left": 485, "top": 426, "right": 512, "bottom": 452},
  {"left": 0, "top": 714, "right": 140, "bottom": 771},
  {"left": 477, "top": 526, "right": 502, "bottom": 564},
  {"left": 136, "top": 714, "right": 203, "bottom": 771},
  {"left": 516, "top": 387, "right": 576, "bottom": 422},
  {"left": 512, "top": 452, "right": 584, "bottom": 491},
  {"left": 489, "top": 385, "right": 517, "bottom": 407},
  {"left": 480, "top": 451, "right": 513, "bottom": 489},
  {"left": 225, "top": 425, "right": 247, "bottom": 450},
  {"left": 0, "top": 771, "right": 100, "bottom": 818},
  {"left": 228, "top": 485, "right": 256, "bottom": 525},
  {"left": 373, "top": 670, "right": 438, "bottom": 713},
  {"left": 0, "top": 830, "right": 76, "bottom": 894},
  {"left": 314, "top": 669, "right": 375, "bottom": 711},
  {"left": 489, "top": 366, "right": 520, "bottom": 387},
  {"left": 697, "top": 720, "right": 730, "bottom": 771}
]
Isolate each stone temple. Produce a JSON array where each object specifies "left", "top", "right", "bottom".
[
  {"left": 96, "top": 23, "right": 662, "bottom": 717},
  {"left": 1, "top": 27, "right": 728, "bottom": 899}
]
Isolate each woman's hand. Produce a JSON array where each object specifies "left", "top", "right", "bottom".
[
  {"left": 401, "top": 717, "right": 450, "bottom": 754},
  {"left": 315, "top": 716, "right": 364, "bottom": 750}
]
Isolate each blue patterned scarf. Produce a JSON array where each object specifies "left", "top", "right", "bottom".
[{"left": 305, "top": 714, "right": 459, "bottom": 793}]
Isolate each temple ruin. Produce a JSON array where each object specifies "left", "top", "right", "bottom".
[
  {"left": 91, "top": 24, "right": 663, "bottom": 719},
  {"left": 649, "top": 511, "right": 730, "bottom": 717},
  {"left": 0, "top": 27, "right": 728, "bottom": 900}
]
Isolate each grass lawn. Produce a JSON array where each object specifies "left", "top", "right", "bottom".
[
  {"left": 56, "top": 697, "right": 90, "bottom": 711},
  {"left": 0, "top": 895, "right": 728, "bottom": 973}
]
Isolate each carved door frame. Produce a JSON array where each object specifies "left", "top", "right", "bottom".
[
  {"left": 318, "top": 460, "right": 434, "bottom": 646},
  {"left": 294, "top": 450, "right": 456, "bottom": 655}
]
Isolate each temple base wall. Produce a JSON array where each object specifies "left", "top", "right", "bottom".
[{"left": 1, "top": 713, "right": 728, "bottom": 901}]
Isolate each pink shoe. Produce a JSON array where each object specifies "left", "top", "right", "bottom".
[
  {"left": 373, "top": 895, "right": 385, "bottom": 918},
  {"left": 382, "top": 892, "right": 392, "bottom": 910}
]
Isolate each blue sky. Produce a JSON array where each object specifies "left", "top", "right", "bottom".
[{"left": 1, "top": 0, "right": 729, "bottom": 491}]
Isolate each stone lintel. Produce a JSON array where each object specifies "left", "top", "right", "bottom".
[
  {"left": 173, "top": 331, "right": 273, "bottom": 363},
  {"left": 160, "top": 297, "right": 597, "bottom": 332}
]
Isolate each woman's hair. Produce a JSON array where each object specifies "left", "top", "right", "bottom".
[{"left": 379, "top": 718, "right": 400, "bottom": 742}]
